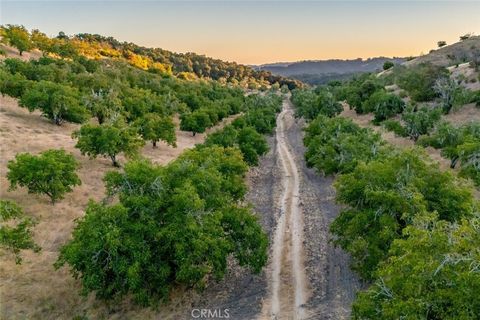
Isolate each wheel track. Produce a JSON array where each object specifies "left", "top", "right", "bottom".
[{"left": 263, "top": 97, "right": 309, "bottom": 320}]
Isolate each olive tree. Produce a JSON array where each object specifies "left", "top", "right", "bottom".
[{"left": 7, "top": 149, "right": 81, "bottom": 204}]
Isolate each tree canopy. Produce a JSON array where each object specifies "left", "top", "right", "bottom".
[{"left": 7, "top": 149, "right": 81, "bottom": 204}]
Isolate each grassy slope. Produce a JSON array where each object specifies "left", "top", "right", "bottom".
[{"left": 0, "top": 84, "right": 239, "bottom": 319}]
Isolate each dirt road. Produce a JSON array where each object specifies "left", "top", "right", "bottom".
[
  {"left": 260, "top": 97, "right": 360, "bottom": 320},
  {"left": 264, "top": 99, "right": 310, "bottom": 319}
]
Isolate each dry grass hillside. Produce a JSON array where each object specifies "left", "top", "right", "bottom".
[
  {"left": 340, "top": 102, "right": 480, "bottom": 174},
  {"left": 0, "top": 94, "right": 239, "bottom": 319},
  {"left": 405, "top": 35, "right": 480, "bottom": 67}
]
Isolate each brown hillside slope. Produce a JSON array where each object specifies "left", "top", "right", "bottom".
[
  {"left": 0, "top": 95, "right": 238, "bottom": 319},
  {"left": 405, "top": 35, "right": 480, "bottom": 67}
]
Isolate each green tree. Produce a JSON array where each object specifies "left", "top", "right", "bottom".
[
  {"left": 30, "top": 29, "right": 52, "bottom": 53},
  {"left": 396, "top": 63, "right": 449, "bottom": 102},
  {"left": 1, "top": 25, "right": 33, "bottom": 56},
  {"left": 304, "top": 116, "right": 384, "bottom": 174},
  {"left": 7, "top": 149, "right": 81, "bottom": 204},
  {"left": 0, "top": 200, "right": 40, "bottom": 264},
  {"left": 20, "top": 80, "right": 89, "bottom": 125},
  {"left": 330, "top": 149, "right": 476, "bottom": 279},
  {"left": 73, "top": 119, "right": 144, "bottom": 167},
  {"left": 237, "top": 127, "right": 269, "bottom": 166},
  {"left": 205, "top": 124, "right": 238, "bottom": 148},
  {"left": 292, "top": 87, "right": 343, "bottom": 120},
  {"left": 134, "top": 113, "right": 176, "bottom": 148},
  {"left": 352, "top": 212, "right": 480, "bottom": 319},
  {"left": 56, "top": 148, "right": 267, "bottom": 306},
  {"left": 83, "top": 89, "right": 121, "bottom": 124},
  {"left": 180, "top": 111, "right": 212, "bottom": 136},
  {"left": 363, "top": 91, "right": 405, "bottom": 123}
]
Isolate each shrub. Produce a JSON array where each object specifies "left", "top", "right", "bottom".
[
  {"left": 437, "top": 40, "right": 447, "bottom": 48},
  {"left": 382, "top": 119, "right": 407, "bottom": 137},
  {"left": 383, "top": 61, "right": 394, "bottom": 70},
  {"left": 0, "top": 199, "right": 40, "bottom": 264},
  {"left": 433, "top": 77, "right": 460, "bottom": 114},
  {"left": 237, "top": 127, "right": 268, "bottom": 166},
  {"left": 363, "top": 91, "right": 406, "bottom": 123},
  {"left": 7, "top": 149, "right": 81, "bottom": 204},
  {"left": 396, "top": 63, "right": 449, "bottom": 102},
  {"left": 402, "top": 106, "right": 442, "bottom": 141}
]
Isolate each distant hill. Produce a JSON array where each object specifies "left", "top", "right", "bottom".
[{"left": 256, "top": 57, "right": 405, "bottom": 85}]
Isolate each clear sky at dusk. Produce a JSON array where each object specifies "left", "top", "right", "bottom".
[{"left": 1, "top": 1, "right": 479, "bottom": 64}]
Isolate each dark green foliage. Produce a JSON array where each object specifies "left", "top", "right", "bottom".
[
  {"left": 7, "top": 149, "right": 81, "bottom": 204},
  {"left": 304, "top": 116, "right": 384, "bottom": 175},
  {"left": 180, "top": 110, "right": 212, "bottom": 135},
  {"left": 331, "top": 149, "right": 476, "bottom": 280},
  {"left": 363, "top": 91, "right": 405, "bottom": 123},
  {"left": 20, "top": 80, "right": 89, "bottom": 125},
  {"left": 73, "top": 119, "right": 144, "bottom": 166},
  {"left": 56, "top": 147, "right": 268, "bottom": 306},
  {"left": 134, "top": 113, "right": 176, "bottom": 148},
  {"left": 344, "top": 77, "right": 385, "bottom": 114},
  {"left": 237, "top": 127, "right": 269, "bottom": 166},
  {"left": 457, "top": 137, "right": 480, "bottom": 186},
  {"left": 352, "top": 212, "right": 480, "bottom": 319},
  {"left": 291, "top": 87, "right": 343, "bottom": 120},
  {"left": 382, "top": 61, "right": 394, "bottom": 70},
  {"left": 396, "top": 63, "right": 449, "bottom": 102},
  {"left": 382, "top": 119, "right": 407, "bottom": 137},
  {"left": 121, "top": 87, "right": 169, "bottom": 122},
  {"left": 0, "top": 69, "right": 32, "bottom": 98},
  {"left": 401, "top": 106, "right": 442, "bottom": 141},
  {"left": 231, "top": 93, "right": 282, "bottom": 135},
  {"left": 0, "top": 200, "right": 40, "bottom": 264}
]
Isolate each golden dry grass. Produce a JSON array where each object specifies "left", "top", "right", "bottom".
[
  {"left": 339, "top": 103, "right": 480, "bottom": 172},
  {"left": 0, "top": 44, "right": 42, "bottom": 62},
  {"left": 0, "top": 95, "right": 237, "bottom": 319}
]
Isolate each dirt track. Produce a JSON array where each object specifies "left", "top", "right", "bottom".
[{"left": 259, "top": 97, "right": 360, "bottom": 320}]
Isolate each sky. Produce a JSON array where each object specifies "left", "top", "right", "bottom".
[{"left": 1, "top": 1, "right": 479, "bottom": 65}]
